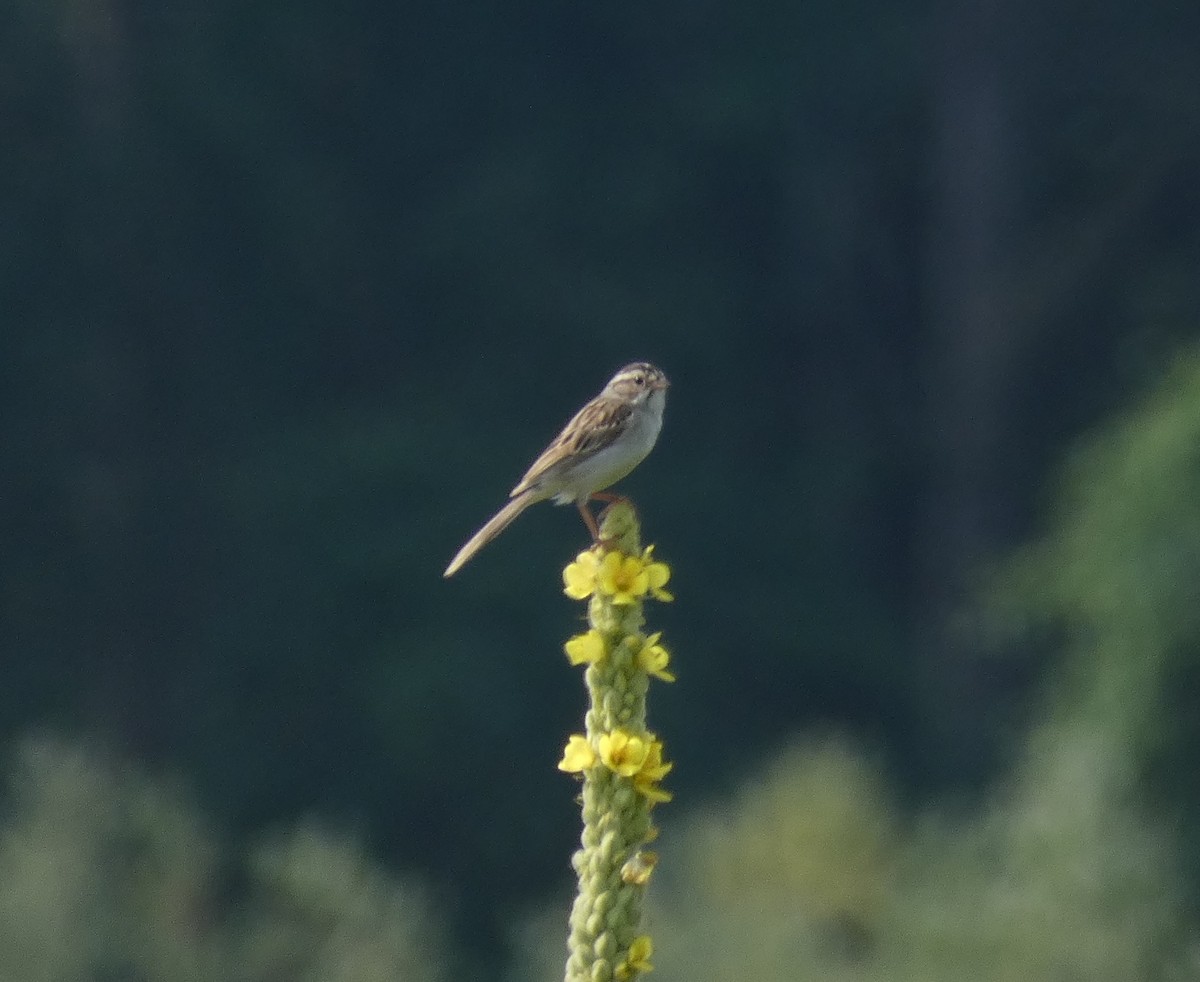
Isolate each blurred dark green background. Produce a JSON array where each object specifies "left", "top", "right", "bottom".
[{"left": 3, "top": 0, "right": 1200, "bottom": 974}]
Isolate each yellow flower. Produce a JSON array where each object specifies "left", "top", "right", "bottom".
[
  {"left": 597, "top": 729, "right": 651, "bottom": 777},
  {"left": 564, "top": 629, "right": 606, "bottom": 666},
  {"left": 641, "top": 546, "right": 673, "bottom": 601},
  {"left": 634, "top": 632, "right": 676, "bottom": 682},
  {"left": 635, "top": 781, "right": 674, "bottom": 805},
  {"left": 615, "top": 936, "right": 654, "bottom": 979},
  {"left": 562, "top": 551, "right": 601, "bottom": 600},
  {"left": 633, "top": 737, "right": 673, "bottom": 802},
  {"left": 557, "top": 735, "right": 596, "bottom": 773},
  {"left": 620, "top": 850, "right": 659, "bottom": 886},
  {"left": 639, "top": 737, "right": 672, "bottom": 780},
  {"left": 597, "top": 551, "right": 649, "bottom": 605}
]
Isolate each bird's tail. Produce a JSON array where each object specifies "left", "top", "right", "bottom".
[{"left": 443, "top": 491, "right": 540, "bottom": 577}]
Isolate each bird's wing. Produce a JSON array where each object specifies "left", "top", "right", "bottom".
[{"left": 510, "top": 398, "right": 631, "bottom": 497}]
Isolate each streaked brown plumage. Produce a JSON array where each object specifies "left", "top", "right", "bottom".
[{"left": 443, "top": 362, "right": 669, "bottom": 577}]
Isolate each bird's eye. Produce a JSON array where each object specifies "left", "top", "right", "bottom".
[{"left": 634, "top": 374, "right": 645, "bottom": 386}]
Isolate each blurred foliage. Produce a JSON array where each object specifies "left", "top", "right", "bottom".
[
  {"left": 670, "top": 741, "right": 895, "bottom": 927},
  {"left": 635, "top": 729, "right": 1184, "bottom": 982},
  {"left": 0, "top": 737, "right": 448, "bottom": 982},
  {"left": 512, "top": 732, "right": 1190, "bottom": 981},
  {"left": 1001, "top": 350, "right": 1200, "bottom": 891},
  {"left": 1003, "top": 352, "right": 1200, "bottom": 743}
]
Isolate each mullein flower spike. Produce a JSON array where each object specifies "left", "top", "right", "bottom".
[{"left": 560, "top": 502, "right": 674, "bottom": 982}]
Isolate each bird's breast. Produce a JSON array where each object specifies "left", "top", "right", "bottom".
[{"left": 551, "top": 390, "right": 665, "bottom": 503}]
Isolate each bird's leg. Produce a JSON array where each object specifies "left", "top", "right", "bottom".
[
  {"left": 580, "top": 491, "right": 637, "bottom": 550},
  {"left": 576, "top": 498, "right": 602, "bottom": 542}
]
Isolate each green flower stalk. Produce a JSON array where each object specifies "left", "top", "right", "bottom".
[{"left": 557, "top": 502, "right": 675, "bottom": 982}]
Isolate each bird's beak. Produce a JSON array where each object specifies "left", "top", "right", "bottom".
[{"left": 654, "top": 374, "right": 671, "bottom": 391}]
